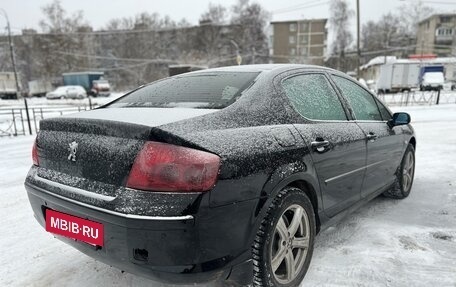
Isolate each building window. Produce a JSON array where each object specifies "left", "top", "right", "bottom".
[
  {"left": 289, "top": 35, "right": 296, "bottom": 44},
  {"left": 289, "top": 23, "right": 296, "bottom": 32},
  {"left": 441, "top": 16, "right": 451, "bottom": 23},
  {"left": 300, "top": 35, "right": 308, "bottom": 44},
  {"left": 299, "top": 47, "right": 308, "bottom": 56},
  {"left": 300, "top": 22, "right": 308, "bottom": 32},
  {"left": 436, "top": 27, "right": 453, "bottom": 36},
  {"left": 290, "top": 48, "right": 296, "bottom": 55}
]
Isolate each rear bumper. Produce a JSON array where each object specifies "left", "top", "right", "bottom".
[{"left": 24, "top": 180, "right": 254, "bottom": 285}]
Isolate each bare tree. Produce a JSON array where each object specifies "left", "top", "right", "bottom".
[
  {"left": 200, "top": 3, "right": 227, "bottom": 25},
  {"left": 361, "top": 0, "right": 435, "bottom": 61},
  {"left": 399, "top": 0, "right": 434, "bottom": 35},
  {"left": 329, "top": 0, "right": 354, "bottom": 71},
  {"left": 39, "top": 0, "right": 89, "bottom": 33},
  {"left": 37, "top": 0, "right": 92, "bottom": 76},
  {"left": 230, "top": 0, "right": 270, "bottom": 64},
  {"left": 362, "top": 13, "right": 408, "bottom": 53}
]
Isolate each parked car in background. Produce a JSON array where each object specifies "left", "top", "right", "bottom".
[
  {"left": 91, "top": 79, "right": 111, "bottom": 97},
  {"left": 62, "top": 72, "right": 110, "bottom": 97},
  {"left": 419, "top": 65, "right": 444, "bottom": 91},
  {"left": 26, "top": 64, "right": 416, "bottom": 287},
  {"left": 46, "top": 86, "right": 87, "bottom": 100}
]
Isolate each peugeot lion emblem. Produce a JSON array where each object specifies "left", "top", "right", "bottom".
[{"left": 68, "top": 141, "right": 78, "bottom": 161}]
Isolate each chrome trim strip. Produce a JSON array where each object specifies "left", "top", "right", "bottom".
[
  {"left": 35, "top": 174, "right": 116, "bottom": 202},
  {"left": 30, "top": 176, "right": 194, "bottom": 221},
  {"left": 325, "top": 160, "right": 388, "bottom": 184}
]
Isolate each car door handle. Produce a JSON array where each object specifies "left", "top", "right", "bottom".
[
  {"left": 367, "top": 132, "right": 378, "bottom": 142},
  {"left": 311, "top": 140, "right": 330, "bottom": 153}
]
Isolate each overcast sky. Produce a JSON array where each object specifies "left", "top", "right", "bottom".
[{"left": 0, "top": 0, "right": 453, "bottom": 34}]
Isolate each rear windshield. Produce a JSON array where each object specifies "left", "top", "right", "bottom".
[{"left": 108, "top": 72, "right": 259, "bottom": 109}]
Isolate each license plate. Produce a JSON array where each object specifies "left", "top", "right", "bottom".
[{"left": 45, "top": 209, "right": 104, "bottom": 246}]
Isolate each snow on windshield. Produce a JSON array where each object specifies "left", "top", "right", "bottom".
[{"left": 107, "top": 72, "right": 259, "bottom": 109}]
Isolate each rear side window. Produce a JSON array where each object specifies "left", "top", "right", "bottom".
[
  {"left": 282, "top": 73, "right": 347, "bottom": 121},
  {"left": 108, "top": 72, "right": 259, "bottom": 109},
  {"left": 332, "top": 76, "right": 382, "bottom": 121}
]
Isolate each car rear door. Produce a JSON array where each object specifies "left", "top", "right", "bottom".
[
  {"left": 280, "top": 72, "right": 367, "bottom": 217},
  {"left": 330, "top": 74, "right": 405, "bottom": 197}
]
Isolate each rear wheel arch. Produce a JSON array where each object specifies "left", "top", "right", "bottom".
[
  {"left": 409, "top": 137, "right": 416, "bottom": 149},
  {"left": 252, "top": 173, "right": 321, "bottom": 244},
  {"left": 287, "top": 180, "right": 321, "bottom": 234}
]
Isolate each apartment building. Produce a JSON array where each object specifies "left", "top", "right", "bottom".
[
  {"left": 269, "top": 19, "right": 328, "bottom": 65},
  {"left": 416, "top": 13, "right": 456, "bottom": 57}
]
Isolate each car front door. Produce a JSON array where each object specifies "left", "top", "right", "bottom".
[
  {"left": 280, "top": 72, "right": 367, "bottom": 217},
  {"left": 330, "top": 75, "right": 405, "bottom": 198}
]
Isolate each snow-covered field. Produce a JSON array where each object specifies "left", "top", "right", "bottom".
[{"left": 1, "top": 104, "right": 455, "bottom": 286}]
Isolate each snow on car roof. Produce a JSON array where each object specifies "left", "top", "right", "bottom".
[
  {"left": 184, "top": 64, "right": 334, "bottom": 75},
  {"left": 55, "top": 85, "right": 85, "bottom": 90}
]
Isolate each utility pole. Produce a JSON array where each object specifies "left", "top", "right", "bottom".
[
  {"left": 1, "top": 9, "right": 20, "bottom": 99},
  {"left": 1, "top": 8, "right": 32, "bottom": 135},
  {"left": 420, "top": 40, "right": 424, "bottom": 58},
  {"left": 356, "top": 0, "right": 361, "bottom": 80},
  {"left": 230, "top": 40, "right": 242, "bottom": 65},
  {"left": 251, "top": 47, "right": 256, "bottom": 64}
]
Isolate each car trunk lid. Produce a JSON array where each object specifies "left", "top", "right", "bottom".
[{"left": 36, "top": 107, "right": 218, "bottom": 187}]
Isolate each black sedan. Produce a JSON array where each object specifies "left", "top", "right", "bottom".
[{"left": 25, "top": 64, "right": 416, "bottom": 287}]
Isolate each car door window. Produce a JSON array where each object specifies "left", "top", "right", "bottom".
[
  {"left": 332, "top": 75, "right": 382, "bottom": 121},
  {"left": 282, "top": 73, "right": 347, "bottom": 121},
  {"left": 375, "top": 99, "right": 392, "bottom": 121}
]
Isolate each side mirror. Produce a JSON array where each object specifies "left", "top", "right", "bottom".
[{"left": 388, "top": 112, "right": 411, "bottom": 128}]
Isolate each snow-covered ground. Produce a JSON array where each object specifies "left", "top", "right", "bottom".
[
  {"left": 1, "top": 105, "right": 455, "bottom": 286},
  {"left": 0, "top": 93, "right": 124, "bottom": 136}
]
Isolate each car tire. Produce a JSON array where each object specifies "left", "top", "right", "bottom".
[
  {"left": 383, "top": 144, "right": 415, "bottom": 199},
  {"left": 253, "top": 187, "right": 316, "bottom": 287}
]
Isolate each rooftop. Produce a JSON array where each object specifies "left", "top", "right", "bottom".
[
  {"left": 418, "top": 13, "right": 456, "bottom": 25},
  {"left": 270, "top": 18, "right": 327, "bottom": 24},
  {"left": 360, "top": 56, "right": 456, "bottom": 70}
]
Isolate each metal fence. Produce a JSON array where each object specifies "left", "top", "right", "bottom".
[
  {"left": 377, "top": 90, "right": 456, "bottom": 106},
  {"left": 0, "top": 104, "right": 95, "bottom": 137},
  {"left": 1, "top": 90, "right": 455, "bottom": 137}
]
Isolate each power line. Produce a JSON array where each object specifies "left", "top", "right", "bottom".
[
  {"left": 56, "top": 51, "right": 176, "bottom": 63},
  {"left": 272, "top": 0, "right": 324, "bottom": 13},
  {"left": 272, "top": 1, "right": 330, "bottom": 15}
]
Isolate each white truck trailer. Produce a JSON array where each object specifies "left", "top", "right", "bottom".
[
  {"left": 376, "top": 62, "right": 421, "bottom": 93},
  {"left": 0, "top": 72, "right": 20, "bottom": 99},
  {"left": 28, "top": 79, "right": 54, "bottom": 97}
]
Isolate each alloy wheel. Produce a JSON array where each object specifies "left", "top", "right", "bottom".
[
  {"left": 270, "top": 204, "right": 310, "bottom": 284},
  {"left": 402, "top": 151, "right": 414, "bottom": 191}
]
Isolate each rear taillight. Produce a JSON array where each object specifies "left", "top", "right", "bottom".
[
  {"left": 32, "top": 139, "right": 39, "bottom": 166},
  {"left": 126, "top": 141, "right": 220, "bottom": 192}
]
